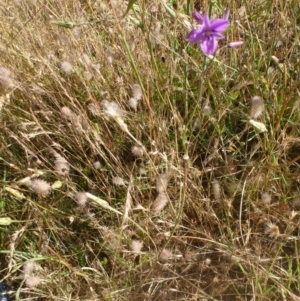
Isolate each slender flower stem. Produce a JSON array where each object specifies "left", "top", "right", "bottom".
[{"left": 186, "top": 55, "right": 208, "bottom": 129}]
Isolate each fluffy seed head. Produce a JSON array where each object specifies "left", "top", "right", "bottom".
[
  {"left": 87, "top": 102, "right": 101, "bottom": 116},
  {"left": 156, "top": 173, "right": 168, "bottom": 193},
  {"left": 261, "top": 192, "right": 271, "bottom": 204},
  {"left": 203, "top": 105, "right": 212, "bottom": 116},
  {"left": 61, "top": 106, "right": 74, "bottom": 120},
  {"left": 84, "top": 71, "right": 93, "bottom": 81},
  {"left": 0, "top": 67, "right": 12, "bottom": 78},
  {"left": 128, "top": 97, "right": 138, "bottom": 111},
  {"left": 131, "top": 145, "right": 144, "bottom": 157},
  {"left": 93, "top": 161, "right": 101, "bottom": 169},
  {"left": 25, "top": 275, "right": 42, "bottom": 288},
  {"left": 80, "top": 53, "right": 91, "bottom": 66},
  {"left": 250, "top": 96, "right": 264, "bottom": 119},
  {"left": 30, "top": 179, "right": 52, "bottom": 195},
  {"left": 22, "top": 260, "right": 38, "bottom": 275},
  {"left": 75, "top": 192, "right": 88, "bottom": 207},
  {"left": 112, "top": 176, "right": 126, "bottom": 186},
  {"left": 152, "top": 192, "right": 168, "bottom": 213},
  {"left": 212, "top": 180, "right": 221, "bottom": 201},
  {"left": 105, "top": 49, "right": 114, "bottom": 64},
  {"left": 139, "top": 167, "right": 147, "bottom": 175},
  {"left": 61, "top": 61, "right": 73, "bottom": 74},
  {"left": 160, "top": 248, "right": 173, "bottom": 261},
  {"left": 0, "top": 67, "right": 14, "bottom": 90},
  {"left": 132, "top": 84, "right": 142, "bottom": 101},
  {"left": 102, "top": 100, "right": 124, "bottom": 119},
  {"left": 265, "top": 222, "right": 280, "bottom": 238},
  {"left": 54, "top": 153, "right": 70, "bottom": 176},
  {"left": 131, "top": 240, "right": 143, "bottom": 254}
]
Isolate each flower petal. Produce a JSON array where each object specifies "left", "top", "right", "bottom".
[
  {"left": 223, "top": 9, "right": 230, "bottom": 20},
  {"left": 210, "top": 19, "right": 230, "bottom": 32},
  {"left": 212, "top": 32, "right": 225, "bottom": 40},
  {"left": 201, "top": 37, "right": 218, "bottom": 55},
  {"left": 187, "top": 29, "right": 205, "bottom": 43},
  {"left": 203, "top": 14, "right": 211, "bottom": 28},
  {"left": 192, "top": 11, "right": 203, "bottom": 24}
]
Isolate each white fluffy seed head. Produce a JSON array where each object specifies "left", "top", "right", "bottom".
[
  {"left": 61, "top": 61, "right": 73, "bottom": 74},
  {"left": 265, "top": 222, "right": 280, "bottom": 238},
  {"left": 105, "top": 49, "right": 114, "bottom": 64},
  {"left": 160, "top": 248, "right": 173, "bottom": 261},
  {"left": 54, "top": 153, "right": 70, "bottom": 176},
  {"left": 84, "top": 71, "right": 93, "bottom": 81},
  {"left": 93, "top": 161, "right": 101, "bottom": 169},
  {"left": 30, "top": 179, "right": 52, "bottom": 195},
  {"left": 250, "top": 96, "right": 264, "bottom": 119},
  {"left": 112, "top": 176, "right": 126, "bottom": 186},
  {"left": 87, "top": 102, "right": 101, "bottom": 116},
  {"left": 102, "top": 100, "right": 124, "bottom": 119},
  {"left": 0, "top": 67, "right": 12, "bottom": 78},
  {"left": 131, "top": 240, "right": 143, "bottom": 254},
  {"left": 75, "top": 192, "right": 88, "bottom": 207},
  {"left": 25, "top": 275, "right": 42, "bottom": 288},
  {"left": 203, "top": 105, "right": 212, "bottom": 116},
  {"left": 61, "top": 106, "right": 74, "bottom": 120},
  {"left": 132, "top": 84, "right": 142, "bottom": 101},
  {"left": 131, "top": 145, "right": 144, "bottom": 157},
  {"left": 261, "top": 192, "right": 271, "bottom": 204},
  {"left": 0, "top": 67, "right": 14, "bottom": 90},
  {"left": 152, "top": 192, "right": 168, "bottom": 213},
  {"left": 212, "top": 180, "right": 221, "bottom": 201},
  {"left": 80, "top": 53, "right": 91, "bottom": 66},
  {"left": 22, "top": 260, "right": 38, "bottom": 275},
  {"left": 128, "top": 97, "right": 138, "bottom": 111},
  {"left": 156, "top": 173, "right": 168, "bottom": 193},
  {"left": 139, "top": 167, "right": 147, "bottom": 175}
]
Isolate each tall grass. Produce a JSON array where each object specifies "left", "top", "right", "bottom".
[{"left": 0, "top": 0, "right": 300, "bottom": 300}]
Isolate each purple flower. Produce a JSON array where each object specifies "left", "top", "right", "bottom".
[{"left": 187, "top": 12, "right": 230, "bottom": 55}]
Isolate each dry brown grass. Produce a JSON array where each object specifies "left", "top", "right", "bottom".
[{"left": 1, "top": 0, "right": 300, "bottom": 300}]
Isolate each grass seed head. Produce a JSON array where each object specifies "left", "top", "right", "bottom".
[
  {"left": 128, "top": 97, "right": 138, "bottom": 111},
  {"left": 139, "top": 167, "right": 147, "bottom": 175},
  {"left": 212, "top": 180, "right": 221, "bottom": 201},
  {"left": 261, "top": 192, "right": 271, "bottom": 204},
  {"left": 75, "top": 192, "right": 88, "bottom": 207},
  {"left": 160, "top": 248, "right": 173, "bottom": 261},
  {"left": 250, "top": 96, "right": 264, "bottom": 119},
  {"left": 30, "top": 179, "right": 52, "bottom": 195},
  {"left": 112, "top": 176, "right": 126, "bottom": 186},
  {"left": 156, "top": 173, "right": 168, "bottom": 193},
  {"left": 61, "top": 106, "right": 74, "bottom": 120},
  {"left": 102, "top": 100, "right": 124, "bottom": 119},
  {"left": 93, "top": 161, "right": 101, "bottom": 169},
  {"left": 131, "top": 240, "right": 143, "bottom": 254},
  {"left": 22, "top": 260, "right": 38, "bottom": 275},
  {"left": 25, "top": 275, "right": 43, "bottom": 288},
  {"left": 0, "top": 67, "right": 14, "bottom": 90},
  {"left": 203, "top": 104, "right": 212, "bottom": 116},
  {"left": 132, "top": 84, "right": 142, "bottom": 101},
  {"left": 152, "top": 192, "right": 168, "bottom": 213},
  {"left": 131, "top": 145, "right": 144, "bottom": 157},
  {"left": 54, "top": 153, "right": 70, "bottom": 176},
  {"left": 265, "top": 222, "right": 280, "bottom": 238},
  {"left": 61, "top": 61, "right": 73, "bottom": 74},
  {"left": 87, "top": 102, "right": 101, "bottom": 116}
]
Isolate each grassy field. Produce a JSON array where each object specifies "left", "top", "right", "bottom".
[{"left": 1, "top": 0, "right": 300, "bottom": 300}]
